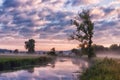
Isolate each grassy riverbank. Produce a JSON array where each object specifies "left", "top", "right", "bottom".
[
  {"left": 0, "top": 55, "right": 53, "bottom": 72},
  {"left": 80, "top": 58, "right": 120, "bottom": 80}
]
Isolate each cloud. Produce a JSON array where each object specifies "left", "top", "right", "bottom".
[
  {"left": 0, "top": 0, "right": 74, "bottom": 40},
  {"left": 0, "top": 0, "right": 120, "bottom": 50},
  {"left": 0, "top": 0, "right": 4, "bottom": 6},
  {"left": 65, "top": 0, "right": 101, "bottom": 6}
]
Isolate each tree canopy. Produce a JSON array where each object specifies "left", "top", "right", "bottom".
[
  {"left": 70, "top": 10, "right": 95, "bottom": 58},
  {"left": 25, "top": 39, "right": 35, "bottom": 53}
]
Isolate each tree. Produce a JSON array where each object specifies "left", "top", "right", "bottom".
[
  {"left": 92, "top": 44, "right": 108, "bottom": 52},
  {"left": 70, "top": 10, "right": 95, "bottom": 58},
  {"left": 71, "top": 48, "right": 81, "bottom": 56},
  {"left": 25, "top": 39, "right": 35, "bottom": 53},
  {"left": 13, "top": 49, "right": 19, "bottom": 53},
  {"left": 47, "top": 48, "right": 56, "bottom": 56},
  {"left": 109, "top": 44, "right": 119, "bottom": 51}
]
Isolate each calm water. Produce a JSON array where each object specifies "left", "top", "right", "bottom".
[{"left": 0, "top": 58, "right": 89, "bottom": 80}]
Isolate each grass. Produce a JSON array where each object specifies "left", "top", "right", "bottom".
[
  {"left": 80, "top": 58, "right": 120, "bottom": 80},
  {"left": 0, "top": 55, "right": 54, "bottom": 72}
]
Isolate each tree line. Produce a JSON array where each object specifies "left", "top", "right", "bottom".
[
  {"left": 71, "top": 44, "right": 120, "bottom": 55},
  {"left": 93, "top": 44, "right": 120, "bottom": 52}
]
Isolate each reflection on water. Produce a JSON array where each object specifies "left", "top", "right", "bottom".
[{"left": 0, "top": 58, "right": 89, "bottom": 80}]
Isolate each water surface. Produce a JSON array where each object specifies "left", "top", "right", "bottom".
[{"left": 0, "top": 57, "right": 89, "bottom": 80}]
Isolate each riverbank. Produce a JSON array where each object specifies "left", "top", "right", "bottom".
[
  {"left": 79, "top": 58, "right": 120, "bottom": 80},
  {"left": 0, "top": 57, "right": 88, "bottom": 80},
  {"left": 0, "top": 55, "right": 53, "bottom": 72}
]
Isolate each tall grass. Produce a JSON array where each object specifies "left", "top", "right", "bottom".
[
  {"left": 80, "top": 58, "right": 120, "bottom": 80},
  {"left": 0, "top": 56, "right": 53, "bottom": 71}
]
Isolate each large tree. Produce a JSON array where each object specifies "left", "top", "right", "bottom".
[
  {"left": 70, "top": 10, "right": 95, "bottom": 58},
  {"left": 25, "top": 39, "right": 35, "bottom": 53}
]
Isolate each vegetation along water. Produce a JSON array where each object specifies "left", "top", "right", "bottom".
[
  {"left": 0, "top": 55, "right": 53, "bottom": 72},
  {"left": 79, "top": 58, "right": 120, "bottom": 80}
]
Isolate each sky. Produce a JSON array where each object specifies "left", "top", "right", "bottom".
[{"left": 0, "top": 0, "right": 120, "bottom": 51}]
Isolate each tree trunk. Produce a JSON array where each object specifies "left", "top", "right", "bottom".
[{"left": 88, "top": 36, "right": 93, "bottom": 59}]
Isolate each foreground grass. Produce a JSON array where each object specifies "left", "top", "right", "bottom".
[
  {"left": 80, "top": 58, "right": 120, "bottom": 80},
  {"left": 0, "top": 55, "right": 53, "bottom": 72}
]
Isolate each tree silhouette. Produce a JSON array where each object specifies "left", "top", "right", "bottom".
[
  {"left": 110, "top": 44, "right": 118, "bottom": 50},
  {"left": 92, "top": 44, "right": 108, "bottom": 52},
  {"left": 47, "top": 47, "right": 56, "bottom": 56},
  {"left": 109, "top": 44, "right": 120, "bottom": 52},
  {"left": 13, "top": 49, "right": 19, "bottom": 53},
  {"left": 70, "top": 10, "right": 95, "bottom": 58},
  {"left": 25, "top": 39, "right": 35, "bottom": 53},
  {"left": 71, "top": 48, "right": 81, "bottom": 56}
]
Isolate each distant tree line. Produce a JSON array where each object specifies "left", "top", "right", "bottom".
[
  {"left": 71, "top": 44, "right": 120, "bottom": 56},
  {"left": 92, "top": 44, "right": 120, "bottom": 52},
  {"left": 109, "top": 44, "right": 120, "bottom": 51},
  {"left": 92, "top": 44, "right": 108, "bottom": 52},
  {"left": 23, "top": 38, "right": 120, "bottom": 55}
]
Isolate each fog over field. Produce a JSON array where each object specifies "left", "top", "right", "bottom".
[{"left": 96, "top": 51, "right": 120, "bottom": 59}]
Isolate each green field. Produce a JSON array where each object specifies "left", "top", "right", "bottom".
[{"left": 80, "top": 58, "right": 120, "bottom": 80}]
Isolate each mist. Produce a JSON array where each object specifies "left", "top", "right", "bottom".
[{"left": 96, "top": 51, "right": 120, "bottom": 59}]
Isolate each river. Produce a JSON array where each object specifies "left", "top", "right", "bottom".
[
  {"left": 0, "top": 57, "right": 89, "bottom": 80},
  {"left": 0, "top": 53, "right": 120, "bottom": 80}
]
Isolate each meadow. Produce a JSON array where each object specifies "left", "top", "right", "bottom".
[{"left": 80, "top": 58, "right": 120, "bottom": 80}]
